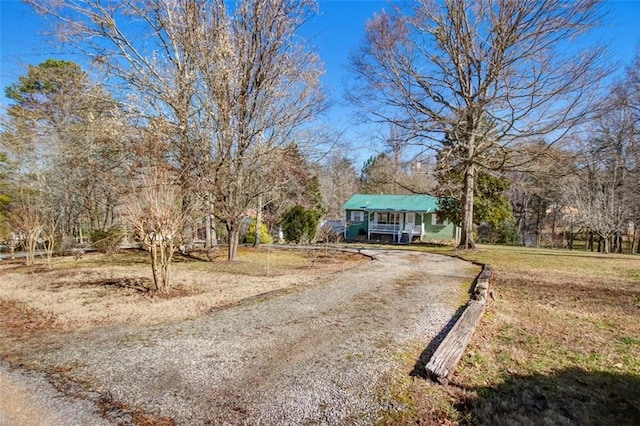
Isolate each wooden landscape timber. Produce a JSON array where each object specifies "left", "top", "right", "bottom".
[{"left": 425, "top": 265, "right": 493, "bottom": 384}]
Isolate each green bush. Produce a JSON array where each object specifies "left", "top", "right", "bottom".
[
  {"left": 246, "top": 219, "right": 273, "bottom": 244},
  {"left": 90, "top": 229, "right": 123, "bottom": 253},
  {"left": 281, "top": 205, "right": 320, "bottom": 244},
  {"left": 496, "top": 218, "right": 519, "bottom": 245}
]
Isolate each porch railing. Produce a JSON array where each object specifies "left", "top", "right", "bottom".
[
  {"left": 403, "top": 224, "right": 422, "bottom": 234},
  {"left": 369, "top": 224, "right": 401, "bottom": 233}
]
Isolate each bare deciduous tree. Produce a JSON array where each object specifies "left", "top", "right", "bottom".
[
  {"left": 31, "top": 0, "right": 326, "bottom": 260},
  {"left": 7, "top": 196, "right": 43, "bottom": 266},
  {"left": 507, "top": 142, "right": 577, "bottom": 247},
  {"left": 564, "top": 173, "right": 624, "bottom": 254},
  {"left": 565, "top": 69, "right": 639, "bottom": 253},
  {"left": 125, "top": 165, "right": 191, "bottom": 294},
  {"left": 349, "top": 0, "right": 610, "bottom": 248},
  {"left": 194, "top": 0, "right": 326, "bottom": 259},
  {"left": 318, "top": 153, "right": 359, "bottom": 219}
]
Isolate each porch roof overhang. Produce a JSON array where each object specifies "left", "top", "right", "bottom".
[
  {"left": 361, "top": 208, "right": 429, "bottom": 213},
  {"left": 343, "top": 194, "right": 440, "bottom": 213}
]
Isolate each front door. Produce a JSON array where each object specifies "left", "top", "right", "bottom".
[{"left": 405, "top": 213, "right": 415, "bottom": 232}]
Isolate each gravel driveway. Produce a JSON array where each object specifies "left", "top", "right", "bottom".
[{"left": 1, "top": 249, "right": 478, "bottom": 425}]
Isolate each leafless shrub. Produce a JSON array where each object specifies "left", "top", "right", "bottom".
[{"left": 124, "top": 166, "right": 191, "bottom": 294}]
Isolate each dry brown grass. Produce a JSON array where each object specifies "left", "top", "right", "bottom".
[
  {"left": 0, "top": 246, "right": 366, "bottom": 333},
  {"left": 377, "top": 244, "right": 640, "bottom": 425},
  {"left": 452, "top": 264, "right": 640, "bottom": 425}
]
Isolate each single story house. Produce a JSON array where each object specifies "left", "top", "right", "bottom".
[{"left": 342, "top": 194, "right": 460, "bottom": 244}]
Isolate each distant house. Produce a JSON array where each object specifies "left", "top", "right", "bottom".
[{"left": 342, "top": 194, "right": 460, "bottom": 244}]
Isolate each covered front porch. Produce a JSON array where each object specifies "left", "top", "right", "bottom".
[{"left": 367, "top": 211, "right": 425, "bottom": 243}]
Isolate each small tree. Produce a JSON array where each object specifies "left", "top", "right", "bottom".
[
  {"left": 8, "top": 200, "right": 42, "bottom": 266},
  {"left": 90, "top": 229, "right": 124, "bottom": 255},
  {"left": 4, "top": 171, "right": 44, "bottom": 266},
  {"left": 246, "top": 219, "right": 273, "bottom": 245},
  {"left": 281, "top": 205, "right": 320, "bottom": 244},
  {"left": 125, "top": 167, "right": 190, "bottom": 294}
]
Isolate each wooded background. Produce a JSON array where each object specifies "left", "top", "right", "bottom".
[{"left": 1, "top": 1, "right": 638, "bottom": 290}]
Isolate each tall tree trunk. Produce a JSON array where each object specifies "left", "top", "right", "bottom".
[
  {"left": 205, "top": 195, "right": 214, "bottom": 249},
  {"left": 617, "top": 232, "right": 623, "bottom": 254},
  {"left": 26, "top": 238, "right": 36, "bottom": 266},
  {"left": 227, "top": 224, "right": 240, "bottom": 261},
  {"left": 149, "top": 244, "right": 160, "bottom": 292},
  {"left": 182, "top": 194, "right": 193, "bottom": 250},
  {"left": 603, "top": 235, "right": 610, "bottom": 254},
  {"left": 254, "top": 194, "right": 262, "bottom": 247},
  {"left": 211, "top": 215, "right": 217, "bottom": 248},
  {"left": 205, "top": 213, "right": 212, "bottom": 249},
  {"left": 44, "top": 232, "right": 55, "bottom": 270},
  {"left": 569, "top": 230, "right": 574, "bottom": 250},
  {"left": 519, "top": 195, "right": 527, "bottom": 246},
  {"left": 159, "top": 242, "right": 173, "bottom": 294},
  {"left": 25, "top": 227, "right": 40, "bottom": 266},
  {"left": 458, "top": 163, "right": 476, "bottom": 249}
]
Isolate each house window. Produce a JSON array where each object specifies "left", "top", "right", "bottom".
[
  {"left": 432, "top": 213, "right": 448, "bottom": 226},
  {"left": 376, "top": 212, "right": 400, "bottom": 224},
  {"left": 351, "top": 211, "right": 364, "bottom": 222}
]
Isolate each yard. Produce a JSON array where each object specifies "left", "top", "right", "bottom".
[
  {"left": 1, "top": 244, "right": 639, "bottom": 424},
  {"left": 382, "top": 244, "right": 640, "bottom": 425},
  {"left": 0, "top": 246, "right": 366, "bottom": 346},
  {"left": 0, "top": 246, "right": 475, "bottom": 424}
]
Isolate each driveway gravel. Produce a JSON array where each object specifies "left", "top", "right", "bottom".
[
  {"left": 0, "top": 365, "right": 110, "bottom": 426},
  {"left": 1, "top": 249, "right": 478, "bottom": 425}
]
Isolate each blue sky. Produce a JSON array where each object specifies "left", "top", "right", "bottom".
[
  {"left": 0, "top": 0, "right": 388, "bottom": 106},
  {"left": 1, "top": 0, "right": 639, "bottom": 164}
]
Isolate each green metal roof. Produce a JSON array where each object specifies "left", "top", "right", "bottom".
[{"left": 342, "top": 194, "right": 440, "bottom": 212}]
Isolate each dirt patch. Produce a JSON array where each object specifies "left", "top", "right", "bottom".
[{"left": 0, "top": 299, "right": 57, "bottom": 333}]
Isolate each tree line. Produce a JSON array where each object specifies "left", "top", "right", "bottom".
[{"left": 1, "top": 0, "right": 638, "bottom": 292}]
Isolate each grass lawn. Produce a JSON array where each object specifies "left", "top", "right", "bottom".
[
  {"left": 381, "top": 244, "right": 640, "bottom": 425},
  {"left": 2, "top": 244, "right": 638, "bottom": 424},
  {"left": 0, "top": 245, "right": 366, "bottom": 335}
]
